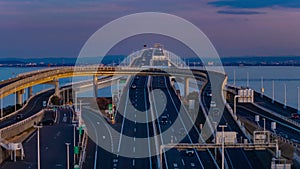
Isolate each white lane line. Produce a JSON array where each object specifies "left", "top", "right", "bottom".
[
  {"left": 134, "top": 128, "right": 136, "bottom": 132},
  {"left": 134, "top": 136, "right": 136, "bottom": 142},
  {"left": 164, "top": 77, "right": 205, "bottom": 169},
  {"left": 117, "top": 88, "right": 130, "bottom": 153},
  {"left": 132, "top": 159, "right": 135, "bottom": 166},
  {"left": 144, "top": 85, "right": 153, "bottom": 169},
  {"left": 181, "top": 159, "right": 185, "bottom": 166},
  {"left": 26, "top": 132, "right": 36, "bottom": 143},
  {"left": 150, "top": 79, "right": 169, "bottom": 169},
  {"left": 133, "top": 147, "right": 135, "bottom": 153}
]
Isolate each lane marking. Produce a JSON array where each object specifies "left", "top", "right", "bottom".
[{"left": 181, "top": 159, "right": 185, "bottom": 166}]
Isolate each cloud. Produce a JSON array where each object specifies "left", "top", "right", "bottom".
[
  {"left": 208, "top": 0, "right": 300, "bottom": 9},
  {"left": 217, "top": 10, "right": 266, "bottom": 15}
]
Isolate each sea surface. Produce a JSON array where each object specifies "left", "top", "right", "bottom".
[{"left": 0, "top": 66, "right": 299, "bottom": 109}]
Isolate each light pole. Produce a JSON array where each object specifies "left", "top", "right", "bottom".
[
  {"left": 66, "top": 143, "right": 70, "bottom": 169},
  {"left": 14, "top": 87, "right": 17, "bottom": 112},
  {"left": 272, "top": 80, "right": 275, "bottom": 103},
  {"left": 219, "top": 124, "right": 227, "bottom": 169},
  {"left": 284, "top": 83, "right": 287, "bottom": 109},
  {"left": 246, "top": 72, "right": 249, "bottom": 87},
  {"left": 297, "top": 86, "right": 300, "bottom": 114},
  {"left": 260, "top": 76, "right": 264, "bottom": 97},
  {"left": 234, "top": 95, "right": 241, "bottom": 115},
  {"left": 73, "top": 124, "right": 77, "bottom": 164},
  {"left": 262, "top": 118, "right": 266, "bottom": 132},
  {"left": 1, "top": 89, "right": 3, "bottom": 118},
  {"left": 233, "top": 69, "right": 236, "bottom": 86},
  {"left": 34, "top": 123, "right": 42, "bottom": 169}
]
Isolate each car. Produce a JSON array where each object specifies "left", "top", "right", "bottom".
[
  {"left": 206, "top": 91, "right": 212, "bottom": 97},
  {"left": 131, "top": 84, "right": 137, "bottom": 89},
  {"left": 185, "top": 149, "right": 195, "bottom": 156},
  {"left": 210, "top": 101, "right": 216, "bottom": 108},
  {"left": 291, "top": 113, "right": 299, "bottom": 119},
  {"left": 178, "top": 128, "right": 185, "bottom": 136},
  {"left": 191, "top": 163, "right": 196, "bottom": 167},
  {"left": 16, "top": 114, "right": 24, "bottom": 121},
  {"left": 161, "top": 115, "right": 168, "bottom": 125}
]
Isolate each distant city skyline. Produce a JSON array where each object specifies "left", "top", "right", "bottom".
[{"left": 1, "top": 0, "right": 300, "bottom": 58}]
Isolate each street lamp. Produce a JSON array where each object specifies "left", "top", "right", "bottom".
[
  {"left": 66, "top": 143, "right": 71, "bottom": 169},
  {"left": 234, "top": 95, "right": 241, "bottom": 115},
  {"left": 297, "top": 86, "right": 300, "bottom": 114},
  {"left": 219, "top": 124, "right": 227, "bottom": 169},
  {"left": 262, "top": 118, "right": 266, "bottom": 132},
  {"left": 284, "top": 84, "right": 287, "bottom": 109},
  {"left": 73, "top": 123, "right": 77, "bottom": 164},
  {"left": 272, "top": 80, "right": 275, "bottom": 103},
  {"left": 34, "top": 122, "right": 42, "bottom": 169},
  {"left": 233, "top": 69, "right": 236, "bottom": 86},
  {"left": 15, "top": 87, "right": 17, "bottom": 112},
  {"left": 1, "top": 89, "right": 3, "bottom": 118},
  {"left": 246, "top": 72, "right": 249, "bottom": 87},
  {"left": 260, "top": 76, "right": 264, "bottom": 98}
]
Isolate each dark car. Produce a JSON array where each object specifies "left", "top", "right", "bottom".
[
  {"left": 16, "top": 114, "right": 24, "bottom": 121},
  {"left": 185, "top": 149, "right": 195, "bottom": 156},
  {"left": 161, "top": 116, "right": 168, "bottom": 125},
  {"left": 291, "top": 113, "right": 299, "bottom": 119}
]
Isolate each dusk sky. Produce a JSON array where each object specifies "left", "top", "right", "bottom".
[{"left": 1, "top": 0, "right": 300, "bottom": 58}]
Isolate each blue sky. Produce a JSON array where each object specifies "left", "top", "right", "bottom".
[{"left": 0, "top": 0, "right": 300, "bottom": 58}]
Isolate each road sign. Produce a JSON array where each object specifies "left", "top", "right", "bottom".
[
  {"left": 79, "top": 126, "right": 83, "bottom": 135},
  {"left": 120, "top": 79, "right": 126, "bottom": 84},
  {"left": 74, "top": 146, "right": 79, "bottom": 154},
  {"left": 108, "top": 104, "right": 113, "bottom": 111}
]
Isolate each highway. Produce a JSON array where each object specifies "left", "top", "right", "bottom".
[
  {"left": 150, "top": 75, "right": 218, "bottom": 169},
  {"left": 0, "top": 46, "right": 294, "bottom": 169},
  {"left": 0, "top": 90, "right": 53, "bottom": 129},
  {"left": 202, "top": 82, "right": 271, "bottom": 169},
  {"left": 82, "top": 48, "right": 219, "bottom": 169},
  {"left": 0, "top": 106, "right": 74, "bottom": 169}
]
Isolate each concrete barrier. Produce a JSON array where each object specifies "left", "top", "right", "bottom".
[{"left": 0, "top": 110, "right": 45, "bottom": 139}]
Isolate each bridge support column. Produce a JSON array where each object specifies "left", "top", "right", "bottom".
[
  {"left": 184, "top": 77, "right": 189, "bottom": 97},
  {"left": 93, "top": 75, "right": 98, "bottom": 97},
  {"left": 54, "top": 78, "right": 60, "bottom": 97},
  {"left": 27, "top": 87, "right": 33, "bottom": 99},
  {"left": 16, "top": 89, "right": 24, "bottom": 105}
]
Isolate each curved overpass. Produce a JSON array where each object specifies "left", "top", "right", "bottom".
[{"left": 0, "top": 66, "right": 213, "bottom": 99}]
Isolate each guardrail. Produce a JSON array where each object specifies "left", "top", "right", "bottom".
[
  {"left": 252, "top": 103, "right": 300, "bottom": 129},
  {"left": 0, "top": 109, "right": 45, "bottom": 139}
]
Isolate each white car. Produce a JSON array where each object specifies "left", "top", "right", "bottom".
[{"left": 210, "top": 101, "right": 217, "bottom": 108}]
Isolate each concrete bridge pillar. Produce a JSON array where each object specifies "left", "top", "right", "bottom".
[
  {"left": 16, "top": 89, "right": 24, "bottom": 105},
  {"left": 27, "top": 87, "right": 33, "bottom": 99},
  {"left": 93, "top": 75, "right": 98, "bottom": 97},
  {"left": 184, "top": 77, "right": 189, "bottom": 97},
  {"left": 54, "top": 78, "right": 59, "bottom": 96}
]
